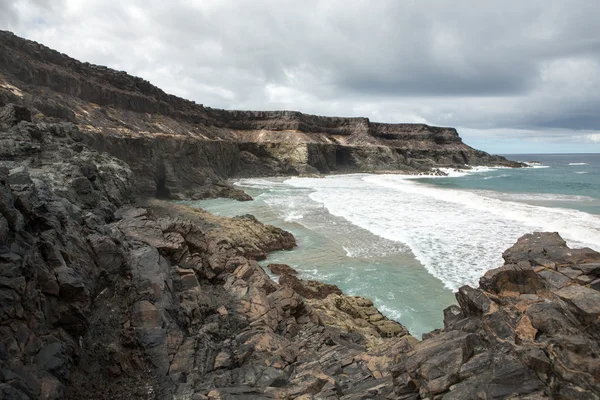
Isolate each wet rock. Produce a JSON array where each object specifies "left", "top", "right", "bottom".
[
  {"left": 266, "top": 263, "right": 298, "bottom": 276},
  {"left": 279, "top": 274, "right": 342, "bottom": 300}
]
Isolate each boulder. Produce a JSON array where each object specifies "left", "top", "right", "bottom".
[
  {"left": 279, "top": 274, "right": 342, "bottom": 300},
  {"left": 267, "top": 263, "right": 298, "bottom": 276}
]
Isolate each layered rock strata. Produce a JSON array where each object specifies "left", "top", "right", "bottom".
[{"left": 0, "top": 30, "right": 522, "bottom": 202}]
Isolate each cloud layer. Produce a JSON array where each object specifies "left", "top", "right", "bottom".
[{"left": 2, "top": 0, "right": 600, "bottom": 152}]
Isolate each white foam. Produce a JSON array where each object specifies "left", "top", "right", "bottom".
[
  {"left": 375, "top": 303, "right": 404, "bottom": 321},
  {"left": 574, "top": 171, "right": 589, "bottom": 174},
  {"left": 478, "top": 190, "right": 595, "bottom": 203},
  {"left": 437, "top": 166, "right": 499, "bottom": 178},
  {"left": 234, "top": 178, "right": 290, "bottom": 188},
  {"left": 483, "top": 174, "right": 510, "bottom": 180},
  {"left": 568, "top": 162, "right": 589, "bottom": 166},
  {"left": 242, "top": 176, "right": 409, "bottom": 260},
  {"left": 284, "top": 212, "right": 304, "bottom": 222},
  {"left": 285, "top": 174, "right": 600, "bottom": 291}
]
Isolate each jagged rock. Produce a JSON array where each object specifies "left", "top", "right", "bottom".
[
  {"left": 279, "top": 274, "right": 342, "bottom": 299},
  {"left": 0, "top": 103, "right": 31, "bottom": 127},
  {"left": 1, "top": 112, "right": 416, "bottom": 399},
  {"left": 556, "top": 285, "right": 600, "bottom": 319},
  {"left": 393, "top": 232, "right": 600, "bottom": 399},
  {"left": 480, "top": 262, "right": 545, "bottom": 294},
  {"left": 266, "top": 263, "right": 298, "bottom": 275}
]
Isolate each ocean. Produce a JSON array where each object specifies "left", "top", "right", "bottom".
[{"left": 182, "top": 153, "right": 600, "bottom": 338}]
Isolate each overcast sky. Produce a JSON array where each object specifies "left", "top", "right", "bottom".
[{"left": 2, "top": 0, "right": 600, "bottom": 153}]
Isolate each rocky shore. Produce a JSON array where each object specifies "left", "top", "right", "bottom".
[
  {"left": 2, "top": 103, "right": 600, "bottom": 399},
  {"left": 0, "top": 104, "right": 413, "bottom": 399},
  {"left": 0, "top": 30, "right": 523, "bottom": 203},
  {"left": 1, "top": 31, "right": 599, "bottom": 399}
]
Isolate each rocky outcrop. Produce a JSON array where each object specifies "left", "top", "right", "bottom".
[
  {"left": 3, "top": 31, "right": 596, "bottom": 400},
  {"left": 0, "top": 103, "right": 415, "bottom": 399},
  {"left": 392, "top": 232, "right": 600, "bottom": 399},
  {"left": 2, "top": 102, "right": 600, "bottom": 399},
  {"left": 0, "top": 30, "right": 522, "bottom": 202}
]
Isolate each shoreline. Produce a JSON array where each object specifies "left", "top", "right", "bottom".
[
  {"left": 185, "top": 183, "right": 457, "bottom": 338},
  {"left": 0, "top": 28, "right": 599, "bottom": 398},
  {"left": 2, "top": 105, "right": 600, "bottom": 399}
]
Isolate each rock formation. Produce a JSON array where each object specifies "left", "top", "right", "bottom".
[
  {"left": 1, "top": 31, "right": 597, "bottom": 400},
  {"left": 0, "top": 30, "right": 522, "bottom": 202},
  {"left": 0, "top": 103, "right": 412, "bottom": 399},
  {"left": 392, "top": 233, "right": 600, "bottom": 399}
]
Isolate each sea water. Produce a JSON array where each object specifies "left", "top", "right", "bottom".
[{"left": 182, "top": 153, "right": 600, "bottom": 338}]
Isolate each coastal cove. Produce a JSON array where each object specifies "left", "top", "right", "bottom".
[
  {"left": 3, "top": 28, "right": 600, "bottom": 399},
  {"left": 185, "top": 156, "right": 600, "bottom": 338}
]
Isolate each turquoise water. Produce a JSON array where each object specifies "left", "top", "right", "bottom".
[
  {"left": 183, "top": 182, "right": 456, "bottom": 339},
  {"left": 183, "top": 154, "right": 600, "bottom": 338},
  {"left": 416, "top": 153, "right": 600, "bottom": 214}
]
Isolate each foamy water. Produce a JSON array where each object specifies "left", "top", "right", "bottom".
[
  {"left": 283, "top": 173, "right": 600, "bottom": 290},
  {"left": 187, "top": 160, "right": 600, "bottom": 337}
]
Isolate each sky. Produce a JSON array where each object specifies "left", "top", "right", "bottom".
[{"left": 1, "top": 0, "right": 600, "bottom": 153}]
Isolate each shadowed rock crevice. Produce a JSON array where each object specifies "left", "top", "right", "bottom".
[{"left": 154, "top": 160, "right": 170, "bottom": 199}]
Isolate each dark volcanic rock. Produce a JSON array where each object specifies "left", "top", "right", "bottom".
[
  {"left": 279, "top": 273, "right": 343, "bottom": 299},
  {"left": 392, "top": 232, "right": 600, "bottom": 399},
  {"left": 0, "top": 105, "right": 411, "bottom": 399},
  {"left": 0, "top": 30, "right": 523, "bottom": 204},
  {"left": 267, "top": 263, "right": 298, "bottom": 275}
]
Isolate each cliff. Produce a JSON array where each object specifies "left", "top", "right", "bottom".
[
  {"left": 0, "top": 30, "right": 521, "bottom": 201},
  {"left": 4, "top": 31, "right": 595, "bottom": 400},
  {"left": 0, "top": 104, "right": 413, "bottom": 399},
  {"left": 1, "top": 104, "right": 599, "bottom": 399}
]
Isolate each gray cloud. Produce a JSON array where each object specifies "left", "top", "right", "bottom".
[
  {"left": 0, "top": 0, "right": 17, "bottom": 28},
  {"left": 3, "top": 0, "right": 600, "bottom": 150}
]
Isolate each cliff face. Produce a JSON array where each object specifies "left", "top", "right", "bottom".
[
  {"left": 0, "top": 30, "right": 520, "bottom": 201},
  {"left": 0, "top": 104, "right": 414, "bottom": 399},
  {"left": 0, "top": 33, "right": 599, "bottom": 399},
  {"left": 1, "top": 105, "right": 599, "bottom": 399}
]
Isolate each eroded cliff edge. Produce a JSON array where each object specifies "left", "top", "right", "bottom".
[
  {"left": 0, "top": 30, "right": 522, "bottom": 201},
  {"left": 1, "top": 103, "right": 600, "bottom": 399}
]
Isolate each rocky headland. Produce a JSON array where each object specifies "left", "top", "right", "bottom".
[
  {"left": 0, "top": 30, "right": 522, "bottom": 202},
  {"left": 1, "top": 31, "right": 598, "bottom": 399}
]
